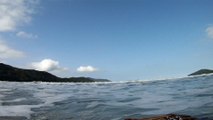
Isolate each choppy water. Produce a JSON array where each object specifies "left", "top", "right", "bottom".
[{"left": 0, "top": 75, "right": 213, "bottom": 120}]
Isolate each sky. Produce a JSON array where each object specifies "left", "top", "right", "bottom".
[{"left": 0, "top": 0, "right": 213, "bottom": 81}]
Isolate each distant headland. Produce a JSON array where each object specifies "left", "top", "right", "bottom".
[
  {"left": 0, "top": 63, "right": 110, "bottom": 82},
  {"left": 188, "top": 69, "right": 213, "bottom": 76}
]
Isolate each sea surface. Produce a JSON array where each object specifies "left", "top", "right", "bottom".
[{"left": 0, "top": 75, "right": 213, "bottom": 120}]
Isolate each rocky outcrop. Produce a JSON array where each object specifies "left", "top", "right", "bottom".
[
  {"left": 0, "top": 63, "right": 110, "bottom": 82},
  {"left": 125, "top": 114, "right": 197, "bottom": 120},
  {"left": 188, "top": 69, "right": 213, "bottom": 76}
]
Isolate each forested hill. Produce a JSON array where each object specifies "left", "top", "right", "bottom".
[{"left": 0, "top": 63, "right": 110, "bottom": 82}]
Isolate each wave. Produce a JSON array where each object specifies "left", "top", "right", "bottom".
[
  {"left": 108, "top": 73, "right": 213, "bottom": 84},
  {"left": 1, "top": 73, "right": 213, "bottom": 85}
]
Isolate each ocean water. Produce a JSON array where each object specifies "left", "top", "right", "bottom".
[{"left": 0, "top": 75, "right": 213, "bottom": 120}]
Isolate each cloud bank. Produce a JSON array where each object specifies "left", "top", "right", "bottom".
[
  {"left": 31, "top": 59, "right": 67, "bottom": 72},
  {"left": 0, "top": 0, "right": 38, "bottom": 60},
  {"left": 0, "top": 0, "right": 38, "bottom": 32},
  {"left": 0, "top": 40, "right": 24, "bottom": 59},
  {"left": 77, "top": 66, "right": 98, "bottom": 73},
  {"left": 206, "top": 26, "right": 213, "bottom": 39}
]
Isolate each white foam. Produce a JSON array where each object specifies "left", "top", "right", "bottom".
[
  {"left": 0, "top": 86, "right": 70, "bottom": 118},
  {"left": 33, "top": 87, "right": 72, "bottom": 107},
  {"left": 6, "top": 98, "right": 27, "bottom": 102},
  {"left": 0, "top": 105, "right": 42, "bottom": 118},
  {"left": 0, "top": 82, "right": 73, "bottom": 118}
]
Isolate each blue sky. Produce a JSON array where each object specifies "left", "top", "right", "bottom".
[{"left": 0, "top": 0, "right": 213, "bottom": 81}]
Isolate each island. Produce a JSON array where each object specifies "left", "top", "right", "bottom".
[
  {"left": 188, "top": 69, "right": 213, "bottom": 76},
  {"left": 0, "top": 63, "right": 110, "bottom": 82}
]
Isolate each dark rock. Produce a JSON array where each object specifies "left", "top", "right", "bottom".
[{"left": 125, "top": 114, "right": 197, "bottom": 120}]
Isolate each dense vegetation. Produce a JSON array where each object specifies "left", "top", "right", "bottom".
[
  {"left": 0, "top": 63, "right": 110, "bottom": 82},
  {"left": 188, "top": 69, "right": 213, "bottom": 76}
]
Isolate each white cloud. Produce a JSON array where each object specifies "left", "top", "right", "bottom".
[
  {"left": 31, "top": 59, "right": 67, "bottom": 72},
  {"left": 16, "top": 31, "right": 38, "bottom": 39},
  {"left": 77, "top": 66, "right": 98, "bottom": 72},
  {"left": 0, "top": 40, "right": 24, "bottom": 59},
  {"left": 0, "top": 0, "right": 39, "bottom": 32},
  {"left": 206, "top": 26, "right": 213, "bottom": 39}
]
